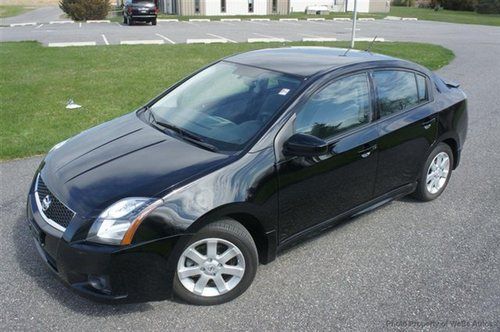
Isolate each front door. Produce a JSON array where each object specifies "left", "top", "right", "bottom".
[{"left": 276, "top": 73, "right": 379, "bottom": 242}]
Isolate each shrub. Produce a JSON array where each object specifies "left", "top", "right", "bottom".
[
  {"left": 440, "top": 0, "right": 478, "bottom": 11},
  {"left": 392, "top": 0, "right": 416, "bottom": 6},
  {"left": 59, "top": 0, "right": 110, "bottom": 21},
  {"left": 476, "top": 0, "right": 500, "bottom": 13}
]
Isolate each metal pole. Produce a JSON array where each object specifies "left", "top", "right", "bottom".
[{"left": 350, "top": 0, "right": 358, "bottom": 48}]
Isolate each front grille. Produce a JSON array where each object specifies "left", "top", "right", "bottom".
[{"left": 36, "top": 175, "right": 75, "bottom": 230}]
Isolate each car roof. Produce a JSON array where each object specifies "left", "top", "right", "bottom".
[{"left": 224, "top": 46, "right": 406, "bottom": 77}]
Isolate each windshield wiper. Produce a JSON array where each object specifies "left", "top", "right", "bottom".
[{"left": 149, "top": 112, "right": 218, "bottom": 152}]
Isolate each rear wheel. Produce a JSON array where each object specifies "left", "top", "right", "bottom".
[
  {"left": 173, "top": 219, "right": 258, "bottom": 305},
  {"left": 413, "top": 142, "right": 454, "bottom": 201}
]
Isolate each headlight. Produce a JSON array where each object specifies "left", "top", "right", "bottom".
[
  {"left": 87, "top": 197, "right": 163, "bottom": 245},
  {"left": 49, "top": 139, "right": 68, "bottom": 153}
]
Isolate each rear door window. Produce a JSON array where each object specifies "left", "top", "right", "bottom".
[{"left": 373, "top": 70, "right": 426, "bottom": 118}]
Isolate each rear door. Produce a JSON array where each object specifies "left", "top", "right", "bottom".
[{"left": 371, "top": 69, "right": 437, "bottom": 196}]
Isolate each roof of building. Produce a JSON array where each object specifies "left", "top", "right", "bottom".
[{"left": 225, "top": 46, "right": 400, "bottom": 77}]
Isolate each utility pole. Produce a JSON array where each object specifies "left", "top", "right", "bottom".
[{"left": 350, "top": 0, "right": 358, "bottom": 48}]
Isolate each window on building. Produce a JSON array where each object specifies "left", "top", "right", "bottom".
[
  {"left": 272, "top": 0, "right": 277, "bottom": 13},
  {"left": 373, "top": 70, "right": 424, "bottom": 118},
  {"left": 221, "top": 0, "right": 226, "bottom": 13},
  {"left": 248, "top": 0, "right": 254, "bottom": 13},
  {"left": 195, "top": 0, "right": 200, "bottom": 13}
]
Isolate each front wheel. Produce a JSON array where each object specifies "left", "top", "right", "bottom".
[
  {"left": 413, "top": 142, "right": 454, "bottom": 201},
  {"left": 173, "top": 219, "right": 258, "bottom": 305}
]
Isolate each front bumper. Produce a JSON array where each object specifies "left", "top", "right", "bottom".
[{"left": 27, "top": 190, "right": 191, "bottom": 303}]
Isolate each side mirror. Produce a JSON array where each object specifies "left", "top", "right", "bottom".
[{"left": 283, "top": 133, "right": 329, "bottom": 157}]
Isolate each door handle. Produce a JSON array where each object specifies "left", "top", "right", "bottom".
[
  {"left": 358, "top": 144, "right": 377, "bottom": 158},
  {"left": 421, "top": 118, "right": 436, "bottom": 130}
]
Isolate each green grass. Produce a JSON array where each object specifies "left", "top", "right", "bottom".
[
  {"left": 0, "top": 41, "right": 454, "bottom": 160},
  {"left": 151, "top": 6, "right": 500, "bottom": 26},
  {"left": 390, "top": 6, "right": 500, "bottom": 26},
  {"left": 0, "top": 5, "right": 33, "bottom": 19}
]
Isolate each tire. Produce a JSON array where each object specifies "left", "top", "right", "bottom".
[
  {"left": 413, "top": 142, "right": 454, "bottom": 201},
  {"left": 152, "top": 18, "right": 157, "bottom": 26},
  {"left": 173, "top": 219, "right": 258, "bottom": 305}
]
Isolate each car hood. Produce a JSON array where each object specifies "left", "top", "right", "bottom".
[{"left": 41, "top": 112, "right": 229, "bottom": 217}]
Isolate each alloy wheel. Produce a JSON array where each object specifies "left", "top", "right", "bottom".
[
  {"left": 426, "top": 151, "right": 450, "bottom": 194},
  {"left": 177, "top": 238, "right": 246, "bottom": 297}
]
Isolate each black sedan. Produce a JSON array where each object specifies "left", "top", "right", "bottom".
[{"left": 27, "top": 47, "right": 467, "bottom": 305}]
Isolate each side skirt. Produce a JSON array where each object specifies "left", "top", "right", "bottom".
[{"left": 276, "top": 182, "right": 417, "bottom": 252}]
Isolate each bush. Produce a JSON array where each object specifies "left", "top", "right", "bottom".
[
  {"left": 392, "top": 0, "right": 416, "bottom": 6},
  {"left": 440, "top": 0, "right": 478, "bottom": 11},
  {"left": 59, "top": 0, "right": 110, "bottom": 21},
  {"left": 476, "top": 0, "right": 500, "bottom": 13}
]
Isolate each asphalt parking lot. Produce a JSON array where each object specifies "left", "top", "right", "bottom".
[{"left": 0, "top": 18, "right": 499, "bottom": 331}]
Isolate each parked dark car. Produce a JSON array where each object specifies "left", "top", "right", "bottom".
[
  {"left": 27, "top": 47, "right": 467, "bottom": 305},
  {"left": 123, "top": 0, "right": 158, "bottom": 26}
]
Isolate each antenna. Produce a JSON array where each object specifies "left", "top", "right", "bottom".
[
  {"left": 364, "top": 36, "right": 378, "bottom": 54},
  {"left": 342, "top": 47, "right": 352, "bottom": 57}
]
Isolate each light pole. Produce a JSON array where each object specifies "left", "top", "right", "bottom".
[{"left": 350, "top": 0, "right": 358, "bottom": 48}]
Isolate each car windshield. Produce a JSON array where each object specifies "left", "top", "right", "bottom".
[{"left": 149, "top": 61, "right": 302, "bottom": 152}]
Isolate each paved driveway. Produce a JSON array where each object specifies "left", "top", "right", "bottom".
[
  {"left": 0, "top": 21, "right": 499, "bottom": 331},
  {"left": 0, "top": 6, "right": 63, "bottom": 25}
]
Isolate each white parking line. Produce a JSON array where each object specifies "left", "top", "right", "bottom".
[
  {"left": 48, "top": 41, "right": 96, "bottom": 47},
  {"left": 49, "top": 20, "right": 74, "bottom": 24},
  {"left": 120, "top": 40, "right": 164, "bottom": 45},
  {"left": 158, "top": 18, "right": 179, "bottom": 22},
  {"left": 156, "top": 33, "right": 176, "bottom": 44},
  {"left": 79, "top": 22, "right": 82, "bottom": 28},
  {"left": 354, "top": 37, "right": 385, "bottom": 42},
  {"left": 189, "top": 18, "right": 210, "bottom": 22},
  {"left": 10, "top": 22, "right": 36, "bottom": 27},
  {"left": 302, "top": 37, "right": 337, "bottom": 42},
  {"left": 252, "top": 32, "right": 290, "bottom": 42},
  {"left": 87, "top": 20, "right": 111, "bottom": 23},
  {"left": 186, "top": 38, "right": 228, "bottom": 44},
  {"left": 102, "top": 34, "right": 109, "bottom": 45},
  {"left": 35, "top": 24, "right": 44, "bottom": 29},
  {"left": 248, "top": 37, "right": 286, "bottom": 43},
  {"left": 220, "top": 18, "right": 241, "bottom": 22},
  {"left": 206, "top": 33, "right": 236, "bottom": 43}
]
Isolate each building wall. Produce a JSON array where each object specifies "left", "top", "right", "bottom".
[
  {"left": 369, "top": 0, "right": 390, "bottom": 12},
  {"left": 205, "top": 0, "right": 269, "bottom": 15},
  {"left": 346, "top": 0, "right": 370, "bottom": 12},
  {"left": 289, "top": 0, "right": 335, "bottom": 12},
  {"left": 267, "top": 0, "right": 290, "bottom": 14}
]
